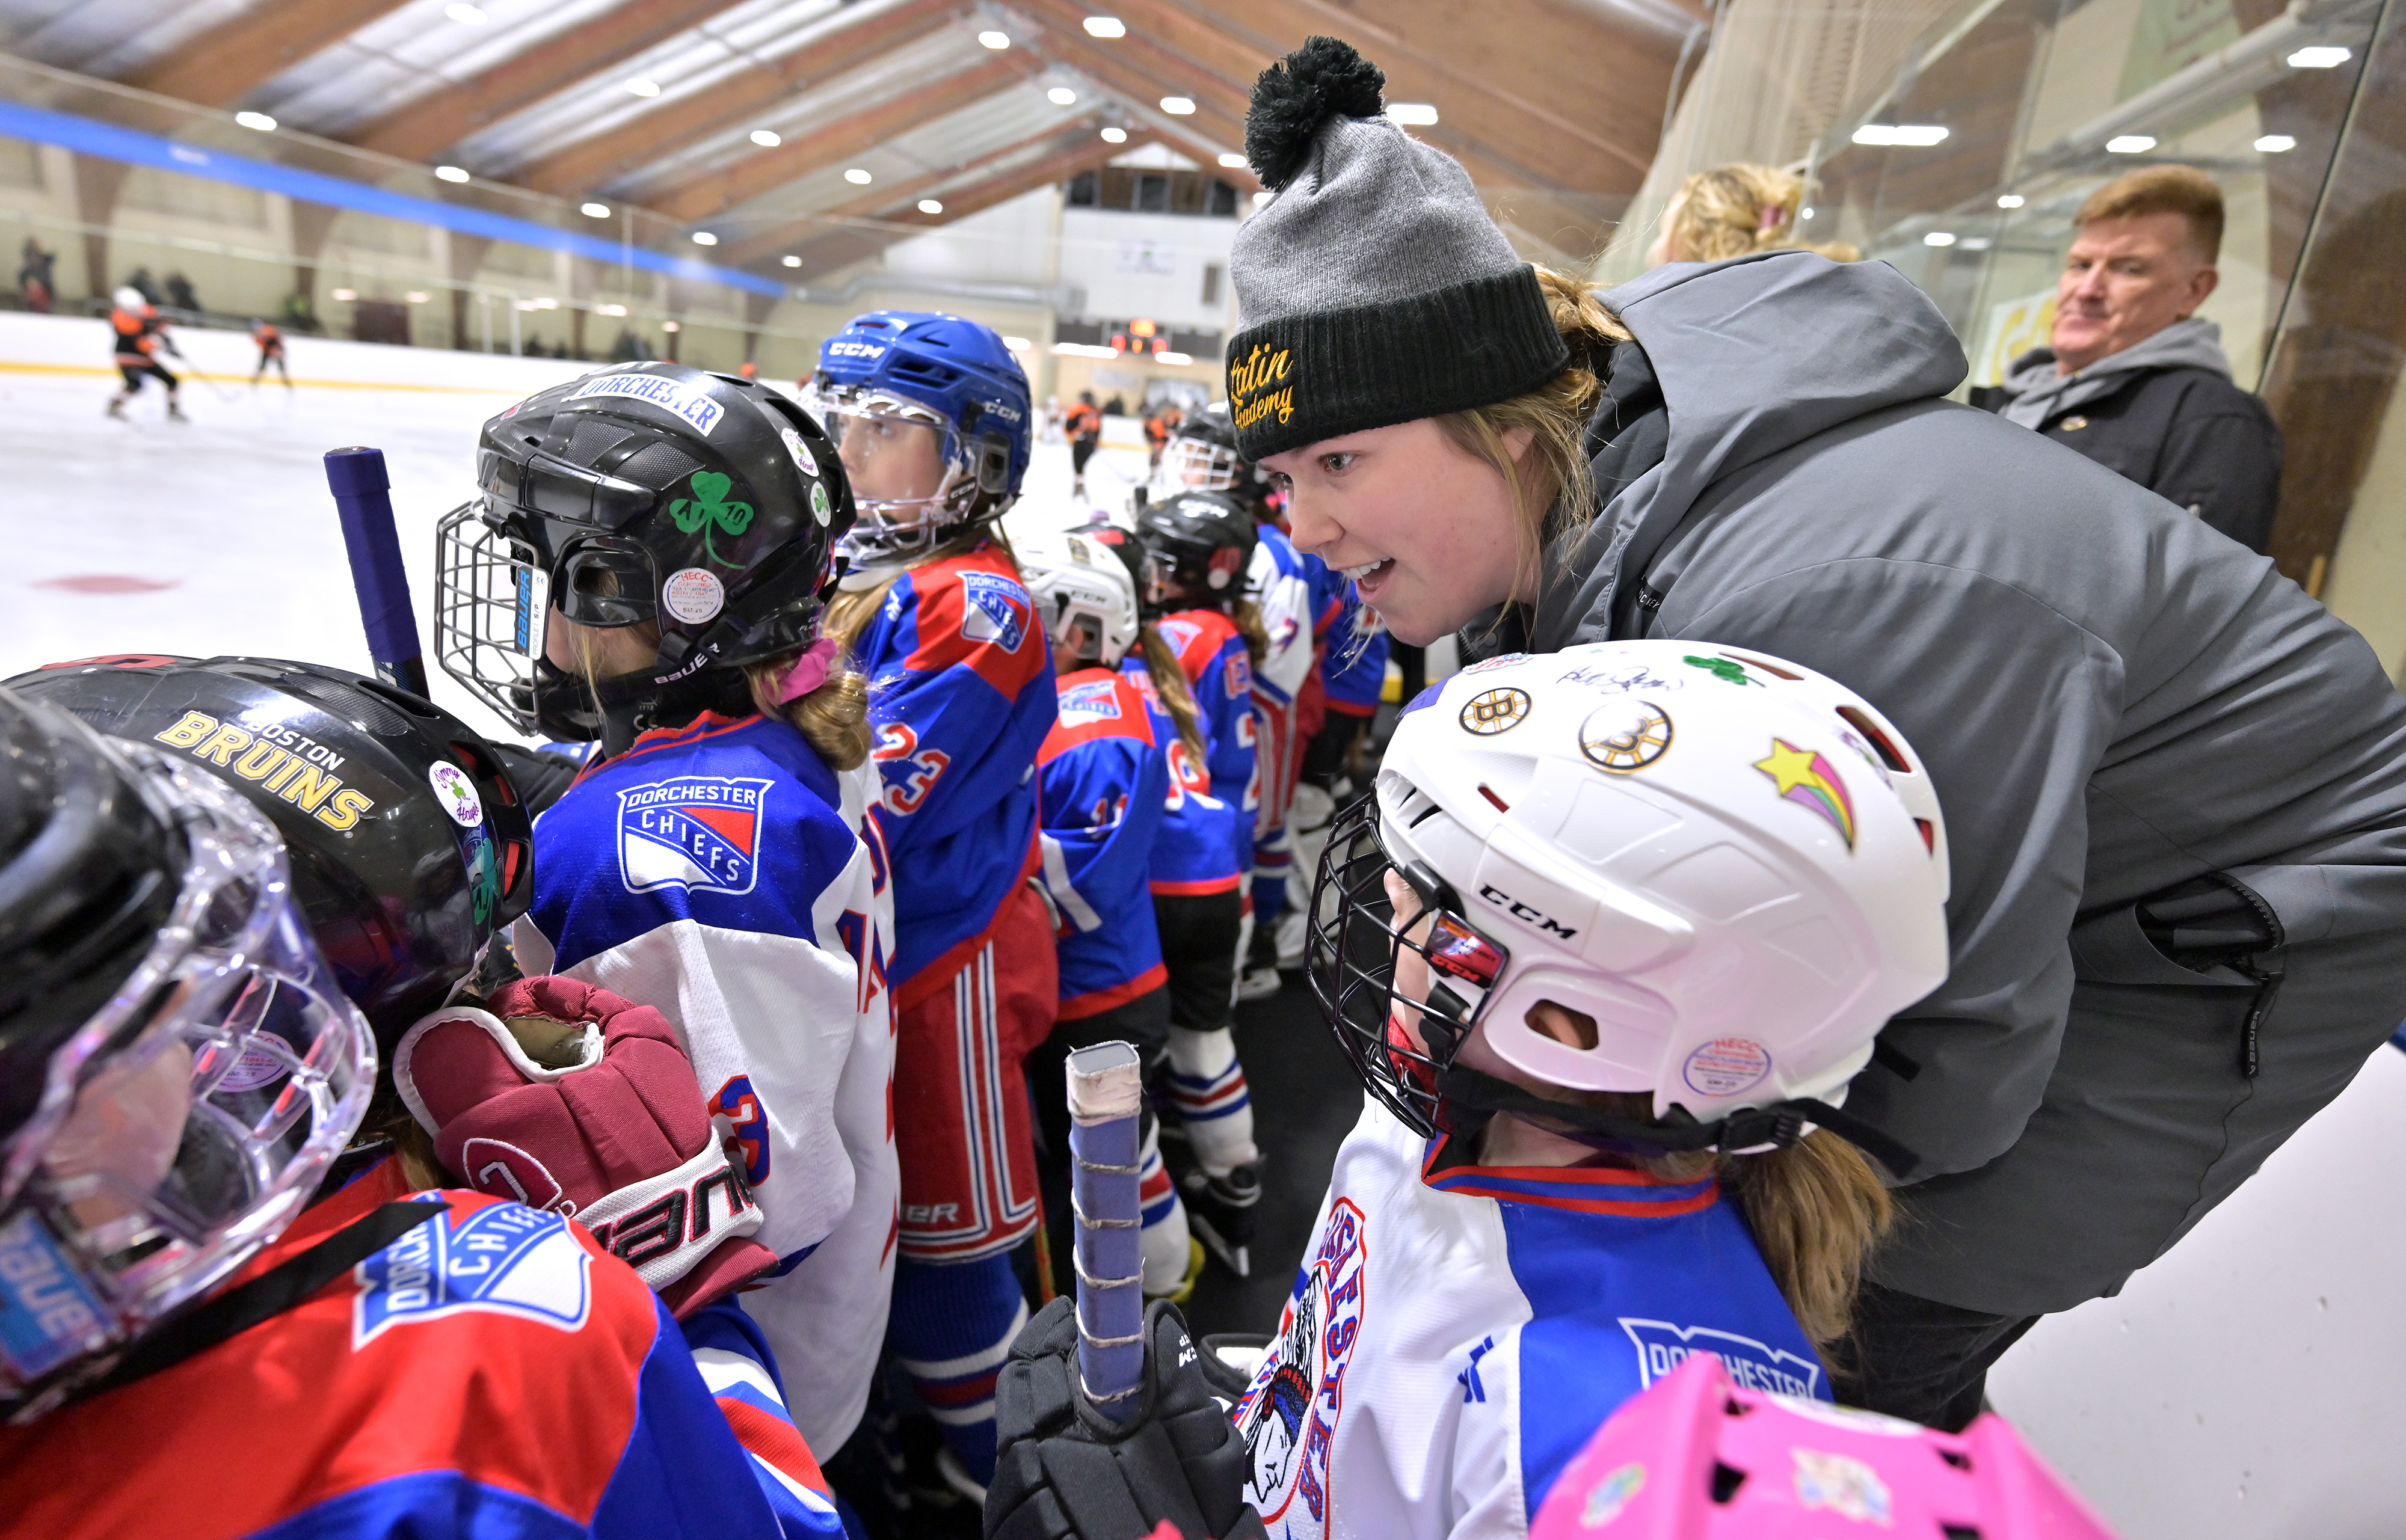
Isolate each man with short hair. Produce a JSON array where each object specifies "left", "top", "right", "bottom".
[{"left": 1980, "top": 166, "right": 2284, "bottom": 553}]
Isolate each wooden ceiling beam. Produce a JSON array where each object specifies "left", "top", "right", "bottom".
[
  {"left": 653, "top": 52, "right": 1033, "bottom": 223},
  {"left": 127, "top": 0, "right": 414, "bottom": 108},
  {"left": 351, "top": 0, "right": 751, "bottom": 162},
  {"left": 722, "top": 117, "right": 1097, "bottom": 267},
  {"left": 786, "top": 130, "right": 1156, "bottom": 283},
  {"left": 512, "top": 0, "right": 962, "bottom": 195}
]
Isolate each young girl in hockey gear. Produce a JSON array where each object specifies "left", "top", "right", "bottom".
[
  {"left": 1133, "top": 491, "right": 1266, "bottom": 1277},
  {"left": 0, "top": 667, "right": 835, "bottom": 1536},
  {"left": 106, "top": 286, "right": 183, "bottom": 420},
  {"left": 1012, "top": 526, "right": 1202, "bottom": 1302},
  {"left": 1240, "top": 640, "right": 1952, "bottom": 1537},
  {"left": 804, "top": 311, "right": 1057, "bottom": 1492},
  {"left": 431, "top": 364, "right": 900, "bottom": 1468}
]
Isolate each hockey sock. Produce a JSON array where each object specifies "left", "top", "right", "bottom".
[
  {"left": 1136, "top": 1117, "right": 1193, "bottom": 1295},
  {"left": 1166, "top": 1025, "right": 1258, "bottom": 1177},
  {"left": 889, "top": 1251, "right": 1027, "bottom": 1486}
]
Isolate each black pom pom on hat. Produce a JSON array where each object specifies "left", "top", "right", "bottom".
[{"left": 1244, "top": 35, "right": 1386, "bottom": 191}]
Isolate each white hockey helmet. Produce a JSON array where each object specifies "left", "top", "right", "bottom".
[
  {"left": 1013, "top": 524, "right": 1141, "bottom": 667},
  {"left": 111, "top": 287, "right": 146, "bottom": 313},
  {"left": 1308, "top": 641, "right": 1949, "bottom": 1168}
]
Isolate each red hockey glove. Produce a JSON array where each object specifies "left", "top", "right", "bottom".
[{"left": 393, "top": 975, "right": 777, "bottom": 1318}]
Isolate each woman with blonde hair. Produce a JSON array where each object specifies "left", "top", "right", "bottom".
[
  {"left": 1648, "top": 161, "right": 1860, "bottom": 264},
  {"left": 1201, "top": 33, "right": 2406, "bottom": 1442}
]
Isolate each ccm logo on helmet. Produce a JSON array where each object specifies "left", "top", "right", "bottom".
[
  {"left": 1478, "top": 884, "right": 1578, "bottom": 940},
  {"left": 826, "top": 342, "right": 887, "bottom": 358}
]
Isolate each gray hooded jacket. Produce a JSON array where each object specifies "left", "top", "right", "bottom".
[
  {"left": 1995, "top": 315, "right": 2233, "bottom": 429},
  {"left": 1500, "top": 250, "right": 2406, "bottom": 1315}
]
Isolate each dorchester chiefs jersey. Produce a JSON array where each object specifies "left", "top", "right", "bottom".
[
  {"left": 1036, "top": 667, "right": 1170, "bottom": 1018},
  {"left": 1235, "top": 1103, "right": 1828, "bottom": 1539},
  {"left": 1154, "top": 607, "right": 1255, "bottom": 877},
  {"left": 1120, "top": 657, "right": 1243, "bottom": 895},
  {"left": 518, "top": 711, "right": 897, "bottom": 1459}
]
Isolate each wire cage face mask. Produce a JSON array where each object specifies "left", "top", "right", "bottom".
[
  {"left": 1306, "top": 791, "right": 1510, "bottom": 1140},
  {"left": 1159, "top": 436, "right": 1243, "bottom": 494},
  {"left": 0, "top": 747, "right": 374, "bottom": 1416},
  {"left": 434, "top": 500, "right": 553, "bottom": 737},
  {"left": 803, "top": 384, "right": 986, "bottom": 563}
]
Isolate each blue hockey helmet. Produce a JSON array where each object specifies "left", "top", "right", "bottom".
[{"left": 805, "top": 310, "right": 1030, "bottom": 563}]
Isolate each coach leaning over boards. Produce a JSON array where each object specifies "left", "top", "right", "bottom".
[{"left": 1225, "top": 37, "right": 2406, "bottom": 1429}]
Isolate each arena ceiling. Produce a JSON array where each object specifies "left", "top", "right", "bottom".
[{"left": 0, "top": 0, "right": 1700, "bottom": 280}]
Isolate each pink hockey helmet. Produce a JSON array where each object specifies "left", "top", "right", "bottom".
[{"left": 1530, "top": 1354, "right": 2118, "bottom": 1540}]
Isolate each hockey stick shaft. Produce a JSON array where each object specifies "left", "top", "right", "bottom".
[
  {"left": 1066, "top": 1040, "right": 1145, "bottom": 1419},
  {"left": 324, "top": 446, "right": 429, "bottom": 698}
]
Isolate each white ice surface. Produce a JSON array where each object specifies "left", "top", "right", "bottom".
[{"left": 8, "top": 313, "right": 2404, "bottom": 1537}]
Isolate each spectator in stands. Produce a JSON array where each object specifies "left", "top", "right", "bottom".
[
  {"left": 17, "top": 238, "right": 54, "bottom": 313},
  {"left": 1979, "top": 167, "right": 2282, "bottom": 554},
  {"left": 164, "top": 271, "right": 198, "bottom": 312},
  {"left": 1648, "top": 162, "right": 1860, "bottom": 265},
  {"left": 126, "top": 266, "right": 161, "bottom": 305}
]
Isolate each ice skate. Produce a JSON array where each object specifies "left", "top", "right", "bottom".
[
  {"left": 1182, "top": 1160, "right": 1262, "bottom": 1278},
  {"left": 104, "top": 396, "right": 125, "bottom": 419}
]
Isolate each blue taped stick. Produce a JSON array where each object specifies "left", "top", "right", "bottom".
[
  {"left": 324, "top": 446, "right": 429, "bottom": 698},
  {"left": 1066, "top": 1041, "right": 1145, "bottom": 1419}
]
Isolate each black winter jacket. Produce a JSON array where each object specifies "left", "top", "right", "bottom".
[{"left": 1970, "top": 366, "right": 2283, "bottom": 553}]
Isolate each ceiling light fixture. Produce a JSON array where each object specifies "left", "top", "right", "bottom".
[
  {"left": 1054, "top": 341, "right": 1119, "bottom": 358},
  {"left": 331, "top": 288, "right": 357, "bottom": 302},
  {"left": 978, "top": 29, "right": 1011, "bottom": 48},
  {"left": 2105, "top": 134, "right": 2156, "bottom": 153},
  {"left": 434, "top": 164, "right": 470, "bottom": 183},
  {"left": 844, "top": 167, "right": 873, "bottom": 184},
  {"left": 1100, "top": 126, "right": 1127, "bottom": 143},
  {"left": 1160, "top": 96, "right": 1195, "bottom": 115},
  {"left": 405, "top": 290, "right": 431, "bottom": 302},
  {"left": 1852, "top": 124, "right": 1948, "bottom": 146},
  {"left": 1799, "top": 206, "right": 1815, "bottom": 219},
  {"left": 580, "top": 200, "right": 611, "bottom": 217},
  {"left": 1924, "top": 231, "right": 1957, "bottom": 246},
  {"left": 1217, "top": 152, "right": 1246, "bottom": 168},
  {"left": 2254, "top": 133, "right": 2297, "bottom": 152},
  {"left": 1386, "top": 103, "right": 1438, "bottom": 126},
  {"left": 1156, "top": 351, "right": 1193, "bottom": 366},
  {"left": 444, "top": 3, "right": 487, "bottom": 23},
  {"left": 691, "top": 230, "right": 719, "bottom": 245},
  {"left": 918, "top": 198, "right": 944, "bottom": 213},
  {"left": 662, "top": 321, "right": 681, "bottom": 333},
  {"left": 625, "top": 78, "right": 661, "bottom": 97},
  {"left": 1048, "top": 87, "right": 1078, "bottom": 105},
  {"left": 781, "top": 255, "right": 802, "bottom": 267},
  {"left": 235, "top": 111, "right": 276, "bottom": 131},
  {"left": 597, "top": 303, "right": 629, "bottom": 316},
  {"left": 1003, "top": 336, "right": 1034, "bottom": 351},
  {"left": 2287, "top": 44, "right": 2349, "bottom": 67},
  {"left": 1996, "top": 192, "right": 2025, "bottom": 208},
  {"left": 751, "top": 129, "right": 781, "bottom": 147},
  {"left": 1084, "top": 16, "right": 1126, "bottom": 37}
]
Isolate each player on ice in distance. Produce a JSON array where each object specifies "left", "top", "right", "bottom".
[
  {"left": 0, "top": 666, "right": 837, "bottom": 1537},
  {"left": 1229, "top": 640, "right": 1952, "bottom": 1538},
  {"left": 105, "top": 285, "right": 183, "bottom": 421},
  {"left": 1130, "top": 491, "right": 1269, "bottom": 1278},
  {"left": 804, "top": 311, "right": 1060, "bottom": 1505},
  {"left": 431, "top": 363, "right": 900, "bottom": 1473}
]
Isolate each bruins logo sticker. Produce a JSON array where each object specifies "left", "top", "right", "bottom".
[
  {"left": 1580, "top": 699, "right": 1673, "bottom": 772},
  {"left": 1459, "top": 687, "right": 1531, "bottom": 736}
]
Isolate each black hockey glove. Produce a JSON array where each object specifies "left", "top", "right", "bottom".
[{"left": 987, "top": 1296, "right": 1267, "bottom": 1540}]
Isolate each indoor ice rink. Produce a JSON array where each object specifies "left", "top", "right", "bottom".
[{"left": 1, "top": 0, "right": 2402, "bottom": 1536}]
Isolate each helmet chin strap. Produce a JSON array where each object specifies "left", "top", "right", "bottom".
[
  {"left": 542, "top": 658, "right": 753, "bottom": 757},
  {"left": 1433, "top": 1063, "right": 1919, "bottom": 1179}
]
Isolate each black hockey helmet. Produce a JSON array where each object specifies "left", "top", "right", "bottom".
[
  {"left": 1134, "top": 490, "right": 1258, "bottom": 611},
  {"left": 0, "top": 686, "right": 377, "bottom": 1415},
  {"left": 4, "top": 655, "right": 530, "bottom": 1054},
  {"left": 1161, "top": 401, "right": 1273, "bottom": 514},
  {"left": 435, "top": 363, "right": 854, "bottom": 749}
]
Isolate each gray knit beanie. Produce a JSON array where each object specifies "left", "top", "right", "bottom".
[{"left": 1225, "top": 37, "right": 1568, "bottom": 462}]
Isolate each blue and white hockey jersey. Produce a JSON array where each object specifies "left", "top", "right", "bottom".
[
  {"left": 845, "top": 541, "right": 1057, "bottom": 1001},
  {"left": 1155, "top": 607, "right": 1256, "bottom": 880},
  {"left": 1235, "top": 1103, "right": 1827, "bottom": 1539},
  {"left": 1036, "top": 667, "right": 1170, "bottom": 1019},
  {"left": 515, "top": 711, "right": 898, "bottom": 1459},
  {"left": 1121, "top": 657, "right": 1243, "bottom": 896}
]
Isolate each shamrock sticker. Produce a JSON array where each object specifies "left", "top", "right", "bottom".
[
  {"left": 1683, "top": 654, "right": 1762, "bottom": 687},
  {"left": 668, "top": 470, "right": 755, "bottom": 568}
]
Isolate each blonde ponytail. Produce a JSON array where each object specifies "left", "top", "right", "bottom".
[
  {"left": 1229, "top": 597, "right": 1270, "bottom": 668},
  {"left": 1663, "top": 163, "right": 1863, "bottom": 266},
  {"left": 1137, "top": 622, "right": 1208, "bottom": 767},
  {"left": 744, "top": 654, "right": 870, "bottom": 771}
]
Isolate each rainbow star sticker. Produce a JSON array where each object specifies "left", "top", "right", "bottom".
[{"left": 1754, "top": 738, "right": 1856, "bottom": 850}]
